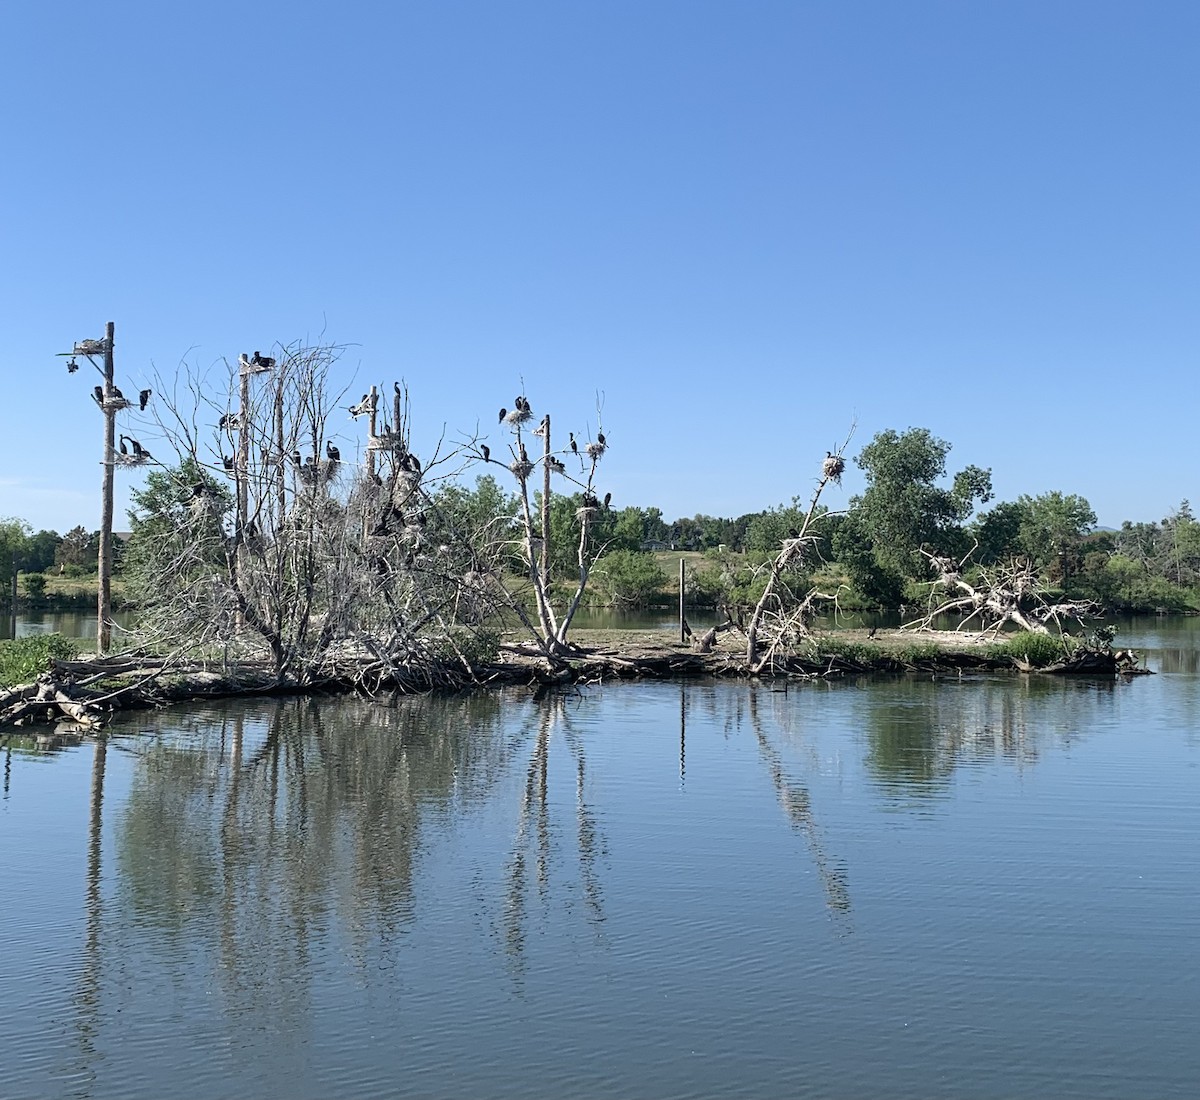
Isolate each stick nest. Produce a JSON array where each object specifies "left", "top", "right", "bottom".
[
  {"left": 505, "top": 407, "right": 533, "bottom": 426},
  {"left": 585, "top": 442, "right": 606, "bottom": 460},
  {"left": 509, "top": 459, "right": 535, "bottom": 481},
  {"left": 822, "top": 454, "right": 845, "bottom": 482}
]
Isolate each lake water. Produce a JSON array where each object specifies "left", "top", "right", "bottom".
[{"left": 2, "top": 619, "right": 1198, "bottom": 1098}]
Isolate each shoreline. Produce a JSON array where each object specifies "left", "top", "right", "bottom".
[{"left": 0, "top": 628, "right": 1151, "bottom": 735}]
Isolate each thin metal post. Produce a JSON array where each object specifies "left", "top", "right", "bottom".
[{"left": 679, "top": 557, "right": 686, "bottom": 644}]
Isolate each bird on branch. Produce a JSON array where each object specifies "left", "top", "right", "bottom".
[
  {"left": 92, "top": 386, "right": 104, "bottom": 406},
  {"left": 569, "top": 433, "right": 578, "bottom": 456},
  {"left": 480, "top": 444, "right": 490, "bottom": 463},
  {"left": 138, "top": 388, "right": 152, "bottom": 411},
  {"left": 326, "top": 441, "right": 341, "bottom": 463},
  {"left": 117, "top": 436, "right": 129, "bottom": 455},
  {"left": 498, "top": 407, "right": 507, "bottom": 423}
]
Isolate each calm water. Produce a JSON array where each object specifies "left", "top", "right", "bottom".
[{"left": 2, "top": 620, "right": 1199, "bottom": 1098}]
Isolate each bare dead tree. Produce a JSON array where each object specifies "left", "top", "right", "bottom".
[
  {"left": 902, "top": 549, "right": 1101, "bottom": 638},
  {"left": 470, "top": 394, "right": 611, "bottom": 664},
  {"left": 743, "top": 438, "right": 852, "bottom": 672},
  {"left": 125, "top": 343, "right": 484, "bottom": 686}
]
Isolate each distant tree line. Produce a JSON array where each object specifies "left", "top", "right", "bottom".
[{"left": 4, "top": 425, "right": 1198, "bottom": 616}]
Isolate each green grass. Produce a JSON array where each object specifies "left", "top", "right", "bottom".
[
  {"left": 985, "top": 631, "right": 1073, "bottom": 666},
  {"left": 0, "top": 634, "right": 79, "bottom": 688}
]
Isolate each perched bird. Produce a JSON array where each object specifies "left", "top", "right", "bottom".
[
  {"left": 326, "top": 441, "right": 341, "bottom": 462},
  {"left": 407, "top": 453, "right": 421, "bottom": 473},
  {"left": 189, "top": 483, "right": 207, "bottom": 499},
  {"left": 533, "top": 414, "right": 549, "bottom": 437},
  {"left": 348, "top": 394, "right": 371, "bottom": 417},
  {"left": 603, "top": 492, "right": 611, "bottom": 509},
  {"left": 67, "top": 358, "right": 79, "bottom": 374},
  {"left": 129, "top": 438, "right": 151, "bottom": 459},
  {"left": 498, "top": 407, "right": 507, "bottom": 423},
  {"left": 597, "top": 432, "right": 606, "bottom": 446},
  {"left": 117, "top": 436, "right": 129, "bottom": 455},
  {"left": 519, "top": 444, "right": 528, "bottom": 464},
  {"left": 251, "top": 351, "right": 276, "bottom": 371},
  {"left": 547, "top": 456, "right": 565, "bottom": 473},
  {"left": 92, "top": 385, "right": 104, "bottom": 406},
  {"left": 223, "top": 455, "right": 235, "bottom": 471},
  {"left": 569, "top": 433, "right": 578, "bottom": 456},
  {"left": 480, "top": 444, "right": 490, "bottom": 463},
  {"left": 394, "top": 381, "right": 402, "bottom": 396},
  {"left": 111, "top": 386, "right": 125, "bottom": 401},
  {"left": 138, "top": 388, "right": 152, "bottom": 411},
  {"left": 219, "top": 413, "right": 238, "bottom": 430},
  {"left": 291, "top": 450, "right": 302, "bottom": 468}
]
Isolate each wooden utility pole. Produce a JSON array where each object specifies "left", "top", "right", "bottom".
[
  {"left": 366, "top": 385, "right": 379, "bottom": 481},
  {"left": 97, "top": 321, "right": 116, "bottom": 655},
  {"left": 540, "top": 415, "right": 552, "bottom": 593}
]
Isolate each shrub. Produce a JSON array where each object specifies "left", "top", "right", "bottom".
[
  {"left": 986, "top": 631, "right": 1072, "bottom": 667},
  {"left": 0, "top": 633, "right": 78, "bottom": 688},
  {"left": 19, "top": 573, "right": 46, "bottom": 601}
]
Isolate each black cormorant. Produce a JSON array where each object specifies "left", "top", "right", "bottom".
[
  {"left": 138, "top": 388, "right": 151, "bottom": 411},
  {"left": 326, "top": 441, "right": 340, "bottom": 462},
  {"left": 480, "top": 444, "right": 490, "bottom": 462}
]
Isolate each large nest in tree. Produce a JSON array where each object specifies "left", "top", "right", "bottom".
[
  {"left": 509, "top": 459, "right": 534, "bottom": 481},
  {"left": 585, "top": 441, "right": 606, "bottom": 460},
  {"left": 113, "top": 453, "right": 152, "bottom": 468},
  {"left": 505, "top": 407, "right": 532, "bottom": 426},
  {"left": 822, "top": 454, "right": 845, "bottom": 483}
]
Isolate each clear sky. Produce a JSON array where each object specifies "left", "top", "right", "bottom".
[{"left": 3, "top": 0, "right": 1196, "bottom": 535}]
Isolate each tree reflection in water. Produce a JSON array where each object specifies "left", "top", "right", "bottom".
[
  {"left": 502, "top": 692, "right": 607, "bottom": 979},
  {"left": 110, "top": 689, "right": 611, "bottom": 1009},
  {"left": 746, "top": 688, "right": 852, "bottom": 922},
  {"left": 862, "top": 674, "right": 1127, "bottom": 797}
]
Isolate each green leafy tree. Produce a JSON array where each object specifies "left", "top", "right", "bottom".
[
  {"left": 972, "top": 501, "right": 1028, "bottom": 564},
  {"left": 1016, "top": 491, "right": 1096, "bottom": 583},
  {"left": 592, "top": 549, "right": 667, "bottom": 607},
  {"left": 54, "top": 525, "right": 100, "bottom": 573},
  {"left": 837, "top": 428, "right": 992, "bottom": 604},
  {"left": 0, "top": 517, "right": 31, "bottom": 605}
]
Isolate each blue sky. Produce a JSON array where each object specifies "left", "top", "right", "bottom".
[{"left": 3, "top": 0, "right": 1196, "bottom": 534}]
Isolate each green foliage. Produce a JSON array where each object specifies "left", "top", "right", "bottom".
[
  {"left": 0, "top": 633, "right": 78, "bottom": 688},
  {"left": 54, "top": 525, "right": 101, "bottom": 572},
  {"left": 1015, "top": 491, "right": 1097, "bottom": 582},
  {"left": 836, "top": 428, "right": 993, "bottom": 605},
  {"left": 985, "top": 631, "right": 1072, "bottom": 666},
  {"left": 592, "top": 549, "right": 668, "bottom": 607},
  {"left": 20, "top": 573, "right": 47, "bottom": 601}
]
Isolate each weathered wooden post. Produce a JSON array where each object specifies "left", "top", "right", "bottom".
[
  {"left": 97, "top": 321, "right": 116, "bottom": 655},
  {"left": 541, "top": 414, "right": 552, "bottom": 594}
]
